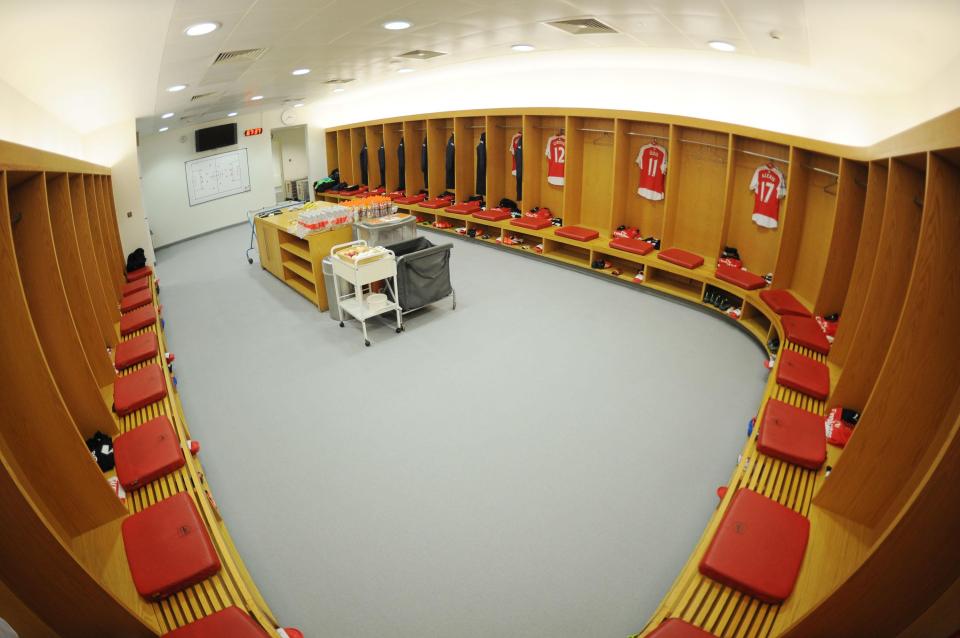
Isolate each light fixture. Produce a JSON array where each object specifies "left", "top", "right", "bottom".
[
  {"left": 166, "top": 84, "right": 187, "bottom": 92},
  {"left": 159, "top": 127, "right": 169, "bottom": 132},
  {"left": 161, "top": 112, "right": 174, "bottom": 119},
  {"left": 250, "top": 95, "right": 264, "bottom": 101},
  {"left": 397, "top": 67, "right": 414, "bottom": 74},
  {"left": 291, "top": 68, "right": 310, "bottom": 76},
  {"left": 383, "top": 20, "right": 411, "bottom": 30},
  {"left": 511, "top": 44, "right": 535, "bottom": 52},
  {"left": 332, "top": 87, "right": 345, "bottom": 93},
  {"left": 184, "top": 22, "right": 219, "bottom": 36},
  {"left": 708, "top": 40, "right": 736, "bottom": 52},
  {"left": 293, "top": 103, "right": 304, "bottom": 108},
  {"left": 227, "top": 112, "right": 238, "bottom": 117}
]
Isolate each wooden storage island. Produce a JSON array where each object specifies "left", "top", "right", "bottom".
[{"left": 254, "top": 203, "right": 352, "bottom": 310}]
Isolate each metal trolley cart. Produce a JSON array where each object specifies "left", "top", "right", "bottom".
[{"left": 330, "top": 241, "right": 403, "bottom": 347}]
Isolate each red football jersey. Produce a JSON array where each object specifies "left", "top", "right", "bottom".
[
  {"left": 545, "top": 135, "right": 565, "bottom": 186},
  {"left": 636, "top": 142, "right": 667, "bottom": 200},
  {"left": 510, "top": 132, "right": 521, "bottom": 176},
  {"left": 750, "top": 164, "right": 786, "bottom": 228}
]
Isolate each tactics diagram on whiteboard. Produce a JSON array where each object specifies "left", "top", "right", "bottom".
[{"left": 185, "top": 148, "right": 251, "bottom": 206}]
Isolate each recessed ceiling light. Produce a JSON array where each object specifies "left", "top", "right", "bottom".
[
  {"left": 250, "top": 95, "right": 264, "bottom": 101},
  {"left": 512, "top": 44, "right": 535, "bottom": 52},
  {"left": 291, "top": 68, "right": 310, "bottom": 76},
  {"left": 383, "top": 20, "right": 411, "bottom": 30},
  {"left": 227, "top": 112, "right": 238, "bottom": 117},
  {"left": 166, "top": 84, "right": 187, "bottom": 92},
  {"left": 332, "top": 87, "right": 345, "bottom": 93},
  {"left": 708, "top": 40, "right": 736, "bottom": 52},
  {"left": 397, "top": 67, "right": 414, "bottom": 74},
  {"left": 294, "top": 103, "right": 304, "bottom": 108},
  {"left": 161, "top": 112, "right": 174, "bottom": 119},
  {"left": 159, "top": 127, "right": 169, "bottom": 132},
  {"left": 184, "top": 22, "right": 219, "bottom": 37}
]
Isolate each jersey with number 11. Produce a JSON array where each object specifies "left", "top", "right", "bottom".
[
  {"left": 750, "top": 163, "right": 786, "bottom": 228},
  {"left": 545, "top": 135, "right": 565, "bottom": 186},
  {"left": 636, "top": 143, "right": 667, "bottom": 200}
]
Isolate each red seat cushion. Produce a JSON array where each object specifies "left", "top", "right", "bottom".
[
  {"left": 114, "top": 364, "right": 168, "bottom": 416},
  {"left": 658, "top": 248, "right": 704, "bottom": 269},
  {"left": 166, "top": 607, "right": 269, "bottom": 638},
  {"left": 114, "top": 415, "right": 185, "bottom": 490},
  {"left": 510, "top": 217, "right": 552, "bottom": 230},
  {"left": 120, "top": 288, "right": 153, "bottom": 313},
  {"left": 609, "top": 237, "right": 654, "bottom": 256},
  {"left": 715, "top": 265, "right": 767, "bottom": 290},
  {"left": 699, "top": 488, "right": 810, "bottom": 603},
  {"left": 445, "top": 201, "right": 482, "bottom": 214},
  {"left": 646, "top": 619, "right": 718, "bottom": 638},
  {"left": 759, "top": 289, "right": 811, "bottom": 317},
  {"left": 782, "top": 316, "right": 831, "bottom": 355},
  {"left": 555, "top": 226, "right": 599, "bottom": 242},
  {"left": 120, "top": 305, "right": 157, "bottom": 336},
  {"left": 757, "top": 400, "right": 827, "bottom": 469},
  {"left": 126, "top": 266, "right": 153, "bottom": 282},
  {"left": 121, "top": 492, "right": 221, "bottom": 600},
  {"left": 122, "top": 278, "right": 150, "bottom": 296},
  {"left": 114, "top": 333, "right": 159, "bottom": 370},
  {"left": 420, "top": 196, "right": 454, "bottom": 209},
  {"left": 776, "top": 350, "right": 830, "bottom": 400},
  {"left": 473, "top": 208, "right": 511, "bottom": 222},
  {"left": 393, "top": 193, "right": 426, "bottom": 205}
]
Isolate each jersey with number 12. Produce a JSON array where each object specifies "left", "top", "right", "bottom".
[
  {"left": 750, "top": 164, "right": 786, "bottom": 228},
  {"left": 636, "top": 143, "right": 667, "bottom": 200},
  {"left": 545, "top": 135, "right": 565, "bottom": 186}
]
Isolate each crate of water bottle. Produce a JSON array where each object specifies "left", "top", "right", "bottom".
[{"left": 294, "top": 204, "right": 355, "bottom": 237}]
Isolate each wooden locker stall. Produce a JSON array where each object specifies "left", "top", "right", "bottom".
[
  {"left": 324, "top": 130, "right": 338, "bottom": 177},
  {"left": 349, "top": 127, "right": 366, "bottom": 187},
  {"left": 402, "top": 119, "right": 426, "bottom": 196},
  {"left": 484, "top": 114, "right": 522, "bottom": 208},
  {"left": 69, "top": 174, "right": 118, "bottom": 346},
  {"left": 522, "top": 114, "right": 565, "bottom": 216},
  {"left": 563, "top": 116, "right": 615, "bottom": 233},
  {"left": 610, "top": 119, "right": 671, "bottom": 240},
  {"left": 336, "top": 129, "right": 353, "bottom": 184},
  {"left": 382, "top": 123, "right": 403, "bottom": 192},
  {"left": 94, "top": 175, "right": 124, "bottom": 288},
  {"left": 83, "top": 174, "right": 120, "bottom": 305},
  {"left": 364, "top": 124, "right": 384, "bottom": 189},
  {"left": 426, "top": 117, "right": 454, "bottom": 198},
  {"left": 454, "top": 116, "right": 484, "bottom": 202}
]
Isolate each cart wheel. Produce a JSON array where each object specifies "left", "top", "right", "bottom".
[
  {"left": 247, "top": 257, "right": 253, "bottom": 264},
  {"left": 396, "top": 327, "right": 401, "bottom": 334},
  {"left": 339, "top": 322, "right": 344, "bottom": 328},
  {"left": 365, "top": 339, "right": 371, "bottom": 347}
]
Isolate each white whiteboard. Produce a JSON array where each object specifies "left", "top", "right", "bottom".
[{"left": 185, "top": 148, "right": 251, "bottom": 206}]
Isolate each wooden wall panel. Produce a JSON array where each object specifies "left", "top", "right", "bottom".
[
  {"left": 349, "top": 127, "right": 365, "bottom": 186},
  {"left": 381, "top": 124, "right": 402, "bottom": 193},
  {"left": 787, "top": 153, "right": 841, "bottom": 307},
  {"left": 364, "top": 125, "right": 384, "bottom": 189},
  {"left": 665, "top": 128, "right": 729, "bottom": 259},
  {"left": 577, "top": 117, "right": 615, "bottom": 232},
  {"left": 336, "top": 129, "right": 352, "bottom": 184},
  {"left": 94, "top": 175, "right": 123, "bottom": 287},
  {"left": 402, "top": 120, "right": 424, "bottom": 196},
  {"left": 426, "top": 118, "right": 450, "bottom": 198},
  {"left": 83, "top": 174, "right": 120, "bottom": 304},
  {"left": 324, "top": 131, "right": 338, "bottom": 178},
  {"left": 69, "top": 174, "right": 118, "bottom": 346},
  {"left": 814, "top": 159, "right": 868, "bottom": 315}
]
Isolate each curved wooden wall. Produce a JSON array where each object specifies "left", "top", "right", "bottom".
[{"left": 325, "top": 109, "right": 960, "bottom": 637}]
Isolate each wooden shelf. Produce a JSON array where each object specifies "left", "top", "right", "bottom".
[
  {"left": 279, "top": 238, "right": 310, "bottom": 261},
  {"left": 281, "top": 252, "right": 314, "bottom": 281},
  {"left": 643, "top": 266, "right": 703, "bottom": 302},
  {"left": 284, "top": 272, "right": 319, "bottom": 303}
]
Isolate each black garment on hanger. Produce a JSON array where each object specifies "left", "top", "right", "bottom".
[
  {"left": 421, "top": 137, "right": 429, "bottom": 189},
  {"left": 397, "top": 137, "right": 405, "bottom": 190},
  {"left": 359, "top": 143, "right": 369, "bottom": 185},
  {"left": 445, "top": 134, "right": 456, "bottom": 190},
  {"left": 515, "top": 134, "right": 523, "bottom": 201},
  {"left": 377, "top": 142, "right": 386, "bottom": 188},
  {"left": 476, "top": 132, "right": 487, "bottom": 195}
]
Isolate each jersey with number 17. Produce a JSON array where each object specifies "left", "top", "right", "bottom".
[
  {"left": 545, "top": 135, "right": 565, "bottom": 185},
  {"left": 750, "top": 164, "right": 787, "bottom": 228}
]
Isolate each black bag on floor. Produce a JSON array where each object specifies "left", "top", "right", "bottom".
[{"left": 126, "top": 248, "right": 146, "bottom": 273}]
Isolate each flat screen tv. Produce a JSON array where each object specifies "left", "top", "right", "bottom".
[{"left": 195, "top": 123, "right": 237, "bottom": 152}]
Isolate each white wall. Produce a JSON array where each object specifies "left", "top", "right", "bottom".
[
  {"left": 0, "top": 77, "right": 84, "bottom": 158},
  {"left": 275, "top": 126, "right": 308, "bottom": 182}
]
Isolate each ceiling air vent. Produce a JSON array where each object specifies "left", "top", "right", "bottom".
[
  {"left": 323, "top": 78, "right": 355, "bottom": 85},
  {"left": 545, "top": 17, "right": 617, "bottom": 35},
  {"left": 397, "top": 49, "right": 446, "bottom": 59},
  {"left": 190, "top": 91, "right": 221, "bottom": 102},
  {"left": 212, "top": 48, "right": 269, "bottom": 64}
]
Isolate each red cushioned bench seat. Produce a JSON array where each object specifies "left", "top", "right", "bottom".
[
  {"left": 114, "top": 332, "right": 159, "bottom": 370},
  {"left": 114, "top": 364, "right": 167, "bottom": 416},
  {"left": 121, "top": 492, "right": 221, "bottom": 601},
  {"left": 420, "top": 196, "right": 455, "bottom": 209},
  {"left": 776, "top": 350, "right": 830, "bottom": 400},
  {"left": 473, "top": 208, "right": 511, "bottom": 222},
  {"left": 715, "top": 265, "right": 767, "bottom": 291},
  {"left": 445, "top": 201, "right": 482, "bottom": 214},
  {"left": 393, "top": 193, "right": 426, "bottom": 205},
  {"left": 759, "top": 289, "right": 811, "bottom": 317},
  {"left": 114, "top": 415, "right": 185, "bottom": 490},
  {"left": 121, "top": 278, "right": 150, "bottom": 296},
  {"left": 646, "top": 618, "right": 718, "bottom": 638},
  {"left": 699, "top": 488, "right": 810, "bottom": 604},
  {"left": 757, "top": 399, "right": 827, "bottom": 469},
  {"left": 782, "top": 315, "right": 831, "bottom": 355},
  {"left": 510, "top": 217, "right": 552, "bottom": 231},
  {"left": 609, "top": 237, "right": 654, "bottom": 256},
  {"left": 555, "top": 225, "right": 599, "bottom": 242},
  {"left": 120, "top": 305, "right": 158, "bottom": 336},
  {"left": 657, "top": 248, "right": 704, "bottom": 269},
  {"left": 126, "top": 266, "right": 152, "bottom": 282},
  {"left": 120, "top": 287, "right": 153, "bottom": 313},
  {"left": 166, "top": 607, "right": 269, "bottom": 638}
]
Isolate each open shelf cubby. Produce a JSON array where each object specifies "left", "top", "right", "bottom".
[
  {"left": 542, "top": 238, "right": 590, "bottom": 268},
  {"left": 643, "top": 266, "right": 704, "bottom": 302}
]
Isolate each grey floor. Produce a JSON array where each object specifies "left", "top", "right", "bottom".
[{"left": 156, "top": 223, "right": 768, "bottom": 638}]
